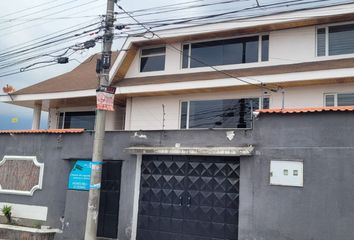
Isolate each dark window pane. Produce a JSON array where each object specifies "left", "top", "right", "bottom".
[
  {"left": 188, "top": 98, "right": 259, "bottom": 129},
  {"left": 182, "top": 44, "right": 189, "bottom": 69},
  {"left": 191, "top": 40, "right": 224, "bottom": 68},
  {"left": 325, "top": 95, "right": 335, "bottom": 107},
  {"left": 329, "top": 24, "right": 354, "bottom": 56},
  {"left": 262, "top": 35, "right": 269, "bottom": 61},
  {"left": 190, "top": 36, "right": 260, "bottom": 68},
  {"left": 245, "top": 37, "right": 259, "bottom": 63},
  {"left": 223, "top": 40, "right": 243, "bottom": 65},
  {"left": 63, "top": 111, "right": 95, "bottom": 130},
  {"left": 59, "top": 113, "right": 64, "bottom": 129},
  {"left": 262, "top": 97, "right": 270, "bottom": 109},
  {"left": 180, "top": 102, "right": 188, "bottom": 129},
  {"left": 141, "top": 47, "right": 165, "bottom": 56},
  {"left": 317, "top": 28, "right": 326, "bottom": 56},
  {"left": 338, "top": 93, "right": 354, "bottom": 106},
  {"left": 140, "top": 55, "right": 165, "bottom": 72}
]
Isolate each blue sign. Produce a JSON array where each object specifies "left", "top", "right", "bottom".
[{"left": 68, "top": 161, "right": 92, "bottom": 191}]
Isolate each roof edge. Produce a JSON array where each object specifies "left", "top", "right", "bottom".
[{"left": 257, "top": 106, "right": 354, "bottom": 114}]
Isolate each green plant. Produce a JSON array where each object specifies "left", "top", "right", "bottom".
[{"left": 1, "top": 205, "right": 12, "bottom": 224}]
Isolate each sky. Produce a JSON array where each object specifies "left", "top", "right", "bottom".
[{"left": 0, "top": 0, "right": 349, "bottom": 130}]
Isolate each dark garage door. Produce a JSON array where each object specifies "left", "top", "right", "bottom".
[{"left": 137, "top": 155, "right": 240, "bottom": 240}]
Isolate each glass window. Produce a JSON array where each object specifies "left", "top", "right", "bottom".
[
  {"left": 180, "top": 101, "right": 188, "bottom": 129},
  {"left": 182, "top": 44, "right": 190, "bottom": 69},
  {"left": 337, "top": 93, "right": 354, "bottom": 106},
  {"left": 261, "top": 35, "right": 269, "bottom": 61},
  {"left": 182, "top": 35, "right": 268, "bottom": 68},
  {"left": 317, "top": 24, "right": 354, "bottom": 56},
  {"left": 317, "top": 28, "right": 326, "bottom": 57},
  {"left": 140, "top": 47, "right": 166, "bottom": 72},
  {"left": 329, "top": 24, "right": 354, "bottom": 56},
  {"left": 325, "top": 94, "right": 335, "bottom": 107},
  {"left": 262, "top": 97, "right": 270, "bottom": 109},
  {"left": 58, "top": 111, "right": 95, "bottom": 130},
  {"left": 180, "top": 98, "right": 262, "bottom": 129}
]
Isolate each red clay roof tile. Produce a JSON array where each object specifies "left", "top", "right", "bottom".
[
  {"left": 257, "top": 106, "right": 354, "bottom": 114},
  {"left": 0, "top": 129, "right": 85, "bottom": 134}
]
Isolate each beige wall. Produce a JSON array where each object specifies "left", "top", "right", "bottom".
[
  {"left": 126, "top": 83, "right": 354, "bottom": 130},
  {"left": 269, "top": 26, "right": 316, "bottom": 63}
]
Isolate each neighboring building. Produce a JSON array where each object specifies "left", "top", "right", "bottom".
[{"left": 2, "top": 3, "right": 354, "bottom": 240}]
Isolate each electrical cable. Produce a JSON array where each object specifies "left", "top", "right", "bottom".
[
  {"left": 0, "top": 0, "right": 101, "bottom": 36},
  {"left": 0, "top": 26, "right": 101, "bottom": 62},
  {"left": 0, "top": 18, "right": 101, "bottom": 56}
]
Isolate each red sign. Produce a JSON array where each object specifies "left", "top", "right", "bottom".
[{"left": 96, "top": 86, "right": 116, "bottom": 111}]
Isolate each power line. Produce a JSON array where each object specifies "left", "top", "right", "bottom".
[
  {"left": 0, "top": 18, "right": 101, "bottom": 56},
  {"left": 0, "top": 0, "right": 100, "bottom": 34},
  {"left": 0, "top": 23, "right": 101, "bottom": 61},
  {"left": 116, "top": 0, "right": 252, "bottom": 21},
  {"left": 117, "top": 0, "right": 352, "bottom": 30},
  {"left": 0, "top": 0, "right": 62, "bottom": 19}
]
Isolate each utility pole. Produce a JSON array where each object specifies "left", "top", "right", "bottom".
[{"left": 84, "top": 0, "right": 115, "bottom": 239}]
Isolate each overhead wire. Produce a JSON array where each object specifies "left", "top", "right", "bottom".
[
  {"left": 0, "top": 24, "right": 102, "bottom": 62},
  {"left": 0, "top": 18, "right": 102, "bottom": 59},
  {"left": 117, "top": 0, "right": 352, "bottom": 30},
  {"left": 0, "top": 0, "right": 103, "bottom": 40}
]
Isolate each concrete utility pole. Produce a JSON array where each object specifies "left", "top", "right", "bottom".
[{"left": 84, "top": 0, "right": 115, "bottom": 239}]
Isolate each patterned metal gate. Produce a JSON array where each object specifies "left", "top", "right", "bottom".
[
  {"left": 137, "top": 155, "right": 240, "bottom": 240},
  {"left": 97, "top": 161, "right": 122, "bottom": 239}
]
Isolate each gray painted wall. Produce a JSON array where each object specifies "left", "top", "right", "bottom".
[{"left": 0, "top": 112, "right": 354, "bottom": 240}]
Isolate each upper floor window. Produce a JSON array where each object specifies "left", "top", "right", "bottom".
[
  {"left": 324, "top": 93, "right": 354, "bottom": 107},
  {"left": 180, "top": 97, "right": 269, "bottom": 129},
  {"left": 182, "top": 35, "right": 269, "bottom": 69},
  {"left": 317, "top": 23, "right": 354, "bottom": 57},
  {"left": 58, "top": 111, "right": 96, "bottom": 130},
  {"left": 140, "top": 46, "right": 166, "bottom": 72}
]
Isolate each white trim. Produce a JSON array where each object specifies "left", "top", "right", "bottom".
[
  {"left": 126, "top": 146, "right": 254, "bottom": 156},
  {"left": 130, "top": 154, "right": 142, "bottom": 240},
  {"left": 116, "top": 68, "right": 354, "bottom": 95},
  {"left": 0, "top": 89, "right": 95, "bottom": 102},
  {"left": 0, "top": 156, "right": 44, "bottom": 196}
]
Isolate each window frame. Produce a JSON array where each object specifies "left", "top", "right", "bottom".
[
  {"left": 139, "top": 45, "right": 166, "bottom": 73},
  {"left": 316, "top": 21, "right": 354, "bottom": 57},
  {"left": 324, "top": 93, "right": 337, "bottom": 107},
  {"left": 324, "top": 92, "right": 354, "bottom": 107},
  {"left": 179, "top": 96, "right": 270, "bottom": 130},
  {"left": 58, "top": 111, "right": 96, "bottom": 130},
  {"left": 181, "top": 33, "right": 270, "bottom": 69}
]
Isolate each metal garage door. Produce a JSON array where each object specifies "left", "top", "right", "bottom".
[{"left": 137, "top": 155, "right": 240, "bottom": 240}]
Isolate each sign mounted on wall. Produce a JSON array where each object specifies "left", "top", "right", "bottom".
[
  {"left": 96, "top": 85, "right": 116, "bottom": 111},
  {"left": 68, "top": 161, "right": 92, "bottom": 191}
]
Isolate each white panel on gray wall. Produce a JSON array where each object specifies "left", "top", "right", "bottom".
[{"left": 270, "top": 160, "right": 303, "bottom": 187}]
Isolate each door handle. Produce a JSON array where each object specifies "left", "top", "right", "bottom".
[
  {"left": 187, "top": 196, "right": 191, "bottom": 207},
  {"left": 179, "top": 196, "right": 183, "bottom": 206}
]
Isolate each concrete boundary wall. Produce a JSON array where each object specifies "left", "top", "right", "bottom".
[{"left": 0, "top": 112, "right": 353, "bottom": 240}]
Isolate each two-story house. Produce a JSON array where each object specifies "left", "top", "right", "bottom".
[
  {"left": 2, "top": 3, "right": 354, "bottom": 131},
  {"left": 2, "top": 3, "right": 354, "bottom": 240}
]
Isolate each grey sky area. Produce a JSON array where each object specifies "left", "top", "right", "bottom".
[{"left": 0, "top": 0, "right": 350, "bottom": 129}]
